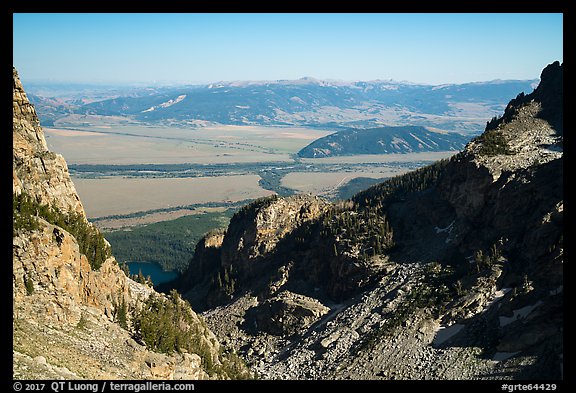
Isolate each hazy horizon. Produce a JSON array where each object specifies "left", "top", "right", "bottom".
[
  {"left": 17, "top": 75, "right": 542, "bottom": 90},
  {"left": 13, "top": 13, "right": 562, "bottom": 87}
]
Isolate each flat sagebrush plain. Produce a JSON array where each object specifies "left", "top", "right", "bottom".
[
  {"left": 45, "top": 125, "right": 331, "bottom": 165},
  {"left": 73, "top": 175, "right": 274, "bottom": 218}
]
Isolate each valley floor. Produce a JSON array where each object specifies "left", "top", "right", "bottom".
[{"left": 45, "top": 123, "right": 458, "bottom": 221}]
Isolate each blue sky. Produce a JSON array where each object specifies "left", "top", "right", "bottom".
[{"left": 13, "top": 13, "right": 563, "bottom": 86}]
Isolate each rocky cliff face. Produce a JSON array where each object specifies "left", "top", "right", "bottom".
[
  {"left": 13, "top": 67, "right": 127, "bottom": 328},
  {"left": 177, "top": 62, "right": 563, "bottom": 380},
  {"left": 177, "top": 194, "right": 331, "bottom": 311},
  {"left": 12, "top": 68, "right": 249, "bottom": 380},
  {"left": 13, "top": 68, "right": 85, "bottom": 216},
  {"left": 221, "top": 194, "right": 328, "bottom": 265}
]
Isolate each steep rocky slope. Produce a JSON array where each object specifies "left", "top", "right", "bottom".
[
  {"left": 176, "top": 62, "right": 563, "bottom": 380},
  {"left": 12, "top": 68, "right": 250, "bottom": 380}
]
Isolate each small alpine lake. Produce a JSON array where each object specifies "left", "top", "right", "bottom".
[{"left": 126, "top": 261, "right": 179, "bottom": 286}]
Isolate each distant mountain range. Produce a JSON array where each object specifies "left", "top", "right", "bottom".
[
  {"left": 27, "top": 77, "right": 537, "bottom": 134},
  {"left": 297, "top": 126, "right": 469, "bottom": 157}
]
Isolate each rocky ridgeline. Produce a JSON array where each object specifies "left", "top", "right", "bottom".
[
  {"left": 12, "top": 68, "right": 248, "bottom": 380},
  {"left": 466, "top": 63, "right": 562, "bottom": 181},
  {"left": 178, "top": 62, "right": 563, "bottom": 379}
]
